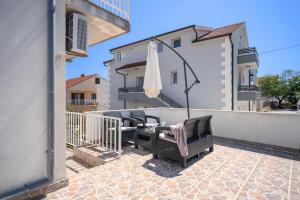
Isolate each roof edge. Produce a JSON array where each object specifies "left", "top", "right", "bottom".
[{"left": 110, "top": 25, "right": 196, "bottom": 53}]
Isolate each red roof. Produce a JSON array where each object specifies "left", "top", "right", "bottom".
[
  {"left": 116, "top": 61, "right": 146, "bottom": 71},
  {"left": 66, "top": 74, "right": 97, "bottom": 88},
  {"left": 194, "top": 22, "right": 245, "bottom": 42}
]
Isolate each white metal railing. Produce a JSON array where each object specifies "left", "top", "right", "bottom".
[
  {"left": 66, "top": 112, "right": 122, "bottom": 155},
  {"left": 67, "top": 99, "right": 98, "bottom": 105},
  {"left": 88, "top": 0, "right": 130, "bottom": 21}
]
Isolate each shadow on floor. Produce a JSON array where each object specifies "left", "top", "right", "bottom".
[
  {"left": 141, "top": 151, "right": 210, "bottom": 178},
  {"left": 214, "top": 137, "right": 300, "bottom": 161}
]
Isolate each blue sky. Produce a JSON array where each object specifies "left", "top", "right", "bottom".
[{"left": 66, "top": 0, "right": 300, "bottom": 79}]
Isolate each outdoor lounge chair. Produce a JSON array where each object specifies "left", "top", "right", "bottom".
[
  {"left": 152, "top": 115, "right": 213, "bottom": 168},
  {"left": 130, "top": 110, "right": 161, "bottom": 128},
  {"left": 103, "top": 111, "right": 138, "bottom": 143}
]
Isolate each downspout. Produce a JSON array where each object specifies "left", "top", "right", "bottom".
[
  {"left": 116, "top": 69, "right": 127, "bottom": 109},
  {"left": 229, "top": 34, "right": 234, "bottom": 111},
  {"left": 248, "top": 69, "right": 251, "bottom": 111},
  {"left": 47, "top": 0, "right": 55, "bottom": 182},
  {"left": 192, "top": 25, "right": 198, "bottom": 40}
]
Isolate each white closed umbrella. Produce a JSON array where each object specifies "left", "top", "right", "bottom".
[{"left": 143, "top": 41, "right": 162, "bottom": 98}]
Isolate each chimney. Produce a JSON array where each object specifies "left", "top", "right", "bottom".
[{"left": 80, "top": 74, "right": 85, "bottom": 77}]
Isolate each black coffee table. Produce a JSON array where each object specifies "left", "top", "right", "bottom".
[{"left": 134, "top": 128, "right": 156, "bottom": 151}]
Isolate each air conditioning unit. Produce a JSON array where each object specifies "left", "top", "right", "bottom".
[{"left": 66, "top": 13, "right": 88, "bottom": 55}]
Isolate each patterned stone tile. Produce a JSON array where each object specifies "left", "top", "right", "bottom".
[
  {"left": 45, "top": 141, "right": 300, "bottom": 200},
  {"left": 291, "top": 157, "right": 300, "bottom": 200},
  {"left": 236, "top": 151, "right": 292, "bottom": 200}
]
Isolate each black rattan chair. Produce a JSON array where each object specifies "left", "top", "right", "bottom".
[
  {"left": 153, "top": 115, "right": 213, "bottom": 168},
  {"left": 130, "top": 110, "right": 160, "bottom": 128},
  {"left": 103, "top": 111, "right": 138, "bottom": 143}
]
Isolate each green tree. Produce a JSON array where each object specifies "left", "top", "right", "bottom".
[
  {"left": 281, "top": 69, "right": 300, "bottom": 107},
  {"left": 259, "top": 69, "right": 300, "bottom": 109}
]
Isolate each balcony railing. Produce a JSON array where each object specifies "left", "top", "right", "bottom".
[
  {"left": 238, "top": 47, "right": 258, "bottom": 56},
  {"left": 238, "top": 85, "right": 259, "bottom": 92},
  {"left": 118, "top": 87, "right": 143, "bottom": 93},
  {"left": 67, "top": 99, "right": 99, "bottom": 105},
  {"left": 88, "top": 0, "right": 130, "bottom": 21}
]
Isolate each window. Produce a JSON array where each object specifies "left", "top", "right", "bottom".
[
  {"left": 157, "top": 42, "right": 163, "bottom": 53},
  {"left": 172, "top": 38, "right": 181, "bottom": 48},
  {"left": 91, "top": 93, "right": 97, "bottom": 100},
  {"left": 117, "top": 51, "right": 126, "bottom": 61},
  {"left": 171, "top": 71, "right": 178, "bottom": 85},
  {"left": 95, "top": 77, "right": 100, "bottom": 84}
]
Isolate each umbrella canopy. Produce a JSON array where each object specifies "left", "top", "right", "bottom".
[{"left": 143, "top": 41, "right": 162, "bottom": 98}]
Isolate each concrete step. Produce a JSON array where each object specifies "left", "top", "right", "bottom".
[{"left": 73, "top": 145, "right": 119, "bottom": 167}]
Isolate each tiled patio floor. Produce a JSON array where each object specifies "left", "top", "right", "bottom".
[{"left": 46, "top": 139, "right": 300, "bottom": 200}]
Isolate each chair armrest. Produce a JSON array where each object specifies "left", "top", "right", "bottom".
[
  {"left": 155, "top": 126, "right": 170, "bottom": 132},
  {"left": 145, "top": 115, "right": 161, "bottom": 125},
  {"left": 122, "top": 117, "right": 138, "bottom": 127},
  {"left": 131, "top": 117, "right": 145, "bottom": 127}
]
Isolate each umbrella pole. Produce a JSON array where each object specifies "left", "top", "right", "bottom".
[
  {"left": 151, "top": 37, "right": 199, "bottom": 118},
  {"left": 183, "top": 61, "right": 190, "bottom": 118}
]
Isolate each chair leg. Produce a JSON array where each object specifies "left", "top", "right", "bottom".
[
  {"left": 209, "top": 146, "right": 214, "bottom": 152},
  {"left": 181, "top": 158, "right": 187, "bottom": 168},
  {"left": 153, "top": 153, "right": 157, "bottom": 159}
]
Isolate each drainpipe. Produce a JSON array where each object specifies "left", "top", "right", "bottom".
[
  {"left": 229, "top": 35, "right": 234, "bottom": 111},
  {"left": 116, "top": 69, "right": 127, "bottom": 109},
  {"left": 192, "top": 25, "right": 198, "bottom": 39},
  {"left": 248, "top": 69, "right": 252, "bottom": 111},
  {"left": 47, "top": 0, "right": 56, "bottom": 182}
]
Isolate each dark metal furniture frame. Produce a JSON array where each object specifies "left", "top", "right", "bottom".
[
  {"left": 103, "top": 111, "right": 138, "bottom": 143},
  {"left": 134, "top": 128, "right": 156, "bottom": 151},
  {"left": 153, "top": 115, "right": 214, "bottom": 168},
  {"left": 130, "top": 110, "right": 160, "bottom": 128}
]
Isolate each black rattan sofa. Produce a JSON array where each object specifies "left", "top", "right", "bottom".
[{"left": 152, "top": 115, "right": 213, "bottom": 168}]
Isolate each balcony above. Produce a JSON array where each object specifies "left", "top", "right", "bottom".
[
  {"left": 66, "top": 0, "right": 130, "bottom": 59},
  {"left": 237, "top": 47, "right": 259, "bottom": 69},
  {"left": 237, "top": 85, "right": 260, "bottom": 101},
  {"left": 67, "top": 99, "right": 98, "bottom": 105},
  {"left": 118, "top": 87, "right": 183, "bottom": 108}
]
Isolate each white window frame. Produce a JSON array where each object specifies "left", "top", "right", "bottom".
[
  {"left": 157, "top": 42, "right": 163, "bottom": 53},
  {"left": 171, "top": 71, "right": 178, "bottom": 85},
  {"left": 172, "top": 38, "right": 181, "bottom": 48},
  {"left": 117, "top": 51, "right": 126, "bottom": 61}
]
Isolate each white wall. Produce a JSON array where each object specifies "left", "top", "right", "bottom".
[
  {"left": 157, "top": 108, "right": 300, "bottom": 150},
  {"left": 0, "top": 0, "right": 48, "bottom": 194},
  {"left": 90, "top": 107, "right": 300, "bottom": 150},
  {"left": 0, "top": 0, "right": 66, "bottom": 196},
  {"left": 110, "top": 28, "right": 227, "bottom": 110},
  {"left": 109, "top": 25, "right": 256, "bottom": 111}
]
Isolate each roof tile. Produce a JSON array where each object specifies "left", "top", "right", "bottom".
[{"left": 194, "top": 22, "right": 245, "bottom": 42}]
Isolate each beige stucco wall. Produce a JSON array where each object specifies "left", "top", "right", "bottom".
[{"left": 67, "top": 75, "right": 109, "bottom": 111}]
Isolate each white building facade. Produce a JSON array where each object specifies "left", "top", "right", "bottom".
[{"left": 107, "top": 23, "right": 259, "bottom": 111}]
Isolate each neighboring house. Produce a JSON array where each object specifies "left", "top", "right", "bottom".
[
  {"left": 66, "top": 74, "right": 109, "bottom": 112},
  {"left": 106, "top": 22, "right": 259, "bottom": 111},
  {"left": 0, "top": 0, "right": 129, "bottom": 198}
]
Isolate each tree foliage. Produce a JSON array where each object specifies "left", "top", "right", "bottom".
[{"left": 259, "top": 69, "right": 300, "bottom": 109}]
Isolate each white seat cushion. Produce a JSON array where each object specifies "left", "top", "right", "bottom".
[
  {"left": 159, "top": 132, "right": 176, "bottom": 143},
  {"left": 137, "top": 123, "right": 159, "bottom": 128},
  {"left": 108, "top": 127, "right": 137, "bottom": 132}
]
